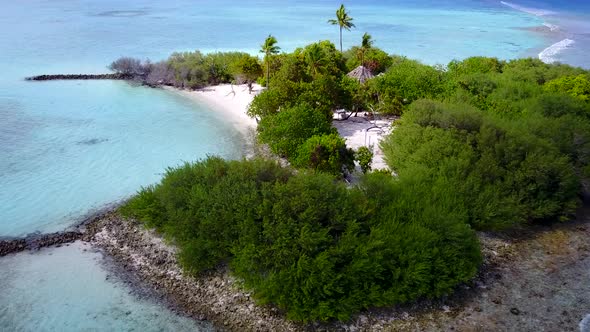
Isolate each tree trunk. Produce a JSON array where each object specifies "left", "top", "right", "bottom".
[
  {"left": 339, "top": 27, "right": 343, "bottom": 52},
  {"left": 266, "top": 55, "right": 270, "bottom": 89}
]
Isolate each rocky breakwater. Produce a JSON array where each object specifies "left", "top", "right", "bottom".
[
  {"left": 0, "top": 211, "right": 116, "bottom": 257},
  {"left": 25, "top": 73, "right": 132, "bottom": 81}
]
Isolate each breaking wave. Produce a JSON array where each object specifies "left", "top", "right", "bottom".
[{"left": 538, "top": 38, "right": 575, "bottom": 63}]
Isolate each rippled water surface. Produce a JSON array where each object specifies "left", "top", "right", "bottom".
[{"left": 0, "top": 242, "right": 211, "bottom": 331}]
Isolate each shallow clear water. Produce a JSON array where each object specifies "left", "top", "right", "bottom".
[
  {"left": 0, "top": 242, "right": 211, "bottom": 331},
  {"left": 0, "top": 0, "right": 588, "bottom": 330},
  {"left": 0, "top": 80, "right": 242, "bottom": 237}
]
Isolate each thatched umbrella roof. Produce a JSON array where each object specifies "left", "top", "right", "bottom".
[{"left": 347, "top": 65, "right": 374, "bottom": 84}]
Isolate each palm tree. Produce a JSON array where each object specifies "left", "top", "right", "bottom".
[
  {"left": 305, "top": 44, "right": 328, "bottom": 78},
  {"left": 260, "top": 35, "right": 280, "bottom": 89},
  {"left": 328, "top": 4, "right": 356, "bottom": 52},
  {"left": 358, "top": 33, "right": 374, "bottom": 66}
]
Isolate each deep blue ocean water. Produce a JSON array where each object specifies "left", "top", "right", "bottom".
[{"left": 0, "top": 0, "right": 588, "bottom": 330}]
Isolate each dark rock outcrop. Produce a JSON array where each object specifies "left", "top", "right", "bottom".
[
  {"left": 25, "top": 73, "right": 132, "bottom": 81},
  {"left": 0, "top": 209, "right": 117, "bottom": 257}
]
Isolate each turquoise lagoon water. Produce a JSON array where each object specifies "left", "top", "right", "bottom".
[
  {"left": 1, "top": 80, "right": 242, "bottom": 237},
  {"left": 1, "top": 0, "right": 589, "bottom": 330},
  {"left": 0, "top": 242, "right": 210, "bottom": 331}
]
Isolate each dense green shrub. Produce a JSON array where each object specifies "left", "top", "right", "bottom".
[
  {"left": 232, "top": 171, "right": 480, "bottom": 322},
  {"left": 447, "top": 56, "right": 504, "bottom": 76},
  {"left": 344, "top": 47, "right": 393, "bottom": 74},
  {"left": 121, "top": 48, "right": 590, "bottom": 324},
  {"left": 293, "top": 134, "right": 355, "bottom": 175},
  {"left": 369, "top": 58, "right": 445, "bottom": 114},
  {"left": 355, "top": 146, "right": 374, "bottom": 173},
  {"left": 121, "top": 157, "right": 292, "bottom": 272},
  {"left": 122, "top": 159, "right": 481, "bottom": 322},
  {"left": 527, "top": 93, "right": 590, "bottom": 119},
  {"left": 382, "top": 99, "right": 580, "bottom": 228},
  {"left": 247, "top": 88, "right": 285, "bottom": 118},
  {"left": 257, "top": 105, "right": 334, "bottom": 158},
  {"left": 164, "top": 51, "right": 257, "bottom": 88},
  {"left": 544, "top": 74, "right": 590, "bottom": 102}
]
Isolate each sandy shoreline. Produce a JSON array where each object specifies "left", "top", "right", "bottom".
[{"left": 165, "top": 84, "right": 259, "bottom": 138}]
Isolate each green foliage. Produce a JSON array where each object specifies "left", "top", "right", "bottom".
[
  {"left": 257, "top": 105, "right": 335, "bottom": 158},
  {"left": 123, "top": 158, "right": 481, "bottom": 322},
  {"left": 370, "top": 58, "right": 445, "bottom": 115},
  {"left": 233, "top": 54, "right": 263, "bottom": 84},
  {"left": 382, "top": 99, "right": 580, "bottom": 228},
  {"left": 250, "top": 41, "right": 353, "bottom": 170},
  {"left": 447, "top": 56, "right": 504, "bottom": 76},
  {"left": 345, "top": 47, "right": 392, "bottom": 75},
  {"left": 528, "top": 93, "right": 590, "bottom": 119},
  {"left": 120, "top": 157, "right": 292, "bottom": 272},
  {"left": 544, "top": 74, "right": 590, "bottom": 102},
  {"left": 251, "top": 41, "right": 349, "bottom": 118},
  {"left": 165, "top": 51, "right": 251, "bottom": 88},
  {"left": 247, "top": 88, "right": 285, "bottom": 118},
  {"left": 293, "top": 134, "right": 355, "bottom": 175},
  {"left": 355, "top": 146, "right": 374, "bottom": 173}
]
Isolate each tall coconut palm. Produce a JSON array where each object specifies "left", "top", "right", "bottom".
[
  {"left": 305, "top": 44, "right": 328, "bottom": 78},
  {"left": 328, "top": 4, "right": 355, "bottom": 52},
  {"left": 358, "top": 32, "right": 374, "bottom": 66},
  {"left": 260, "top": 35, "right": 280, "bottom": 89}
]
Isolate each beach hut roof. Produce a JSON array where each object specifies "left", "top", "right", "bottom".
[{"left": 347, "top": 65, "right": 374, "bottom": 84}]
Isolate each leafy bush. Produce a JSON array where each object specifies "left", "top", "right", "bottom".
[
  {"left": 344, "top": 47, "right": 393, "bottom": 74},
  {"left": 355, "top": 146, "right": 374, "bottom": 173},
  {"left": 544, "top": 74, "right": 590, "bottom": 102},
  {"left": 162, "top": 51, "right": 256, "bottom": 88},
  {"left": 382, "top": 99, "right": 580, "bottom": 228},
  {"left": 257, "top": 105, "right": 334, "bottom": 158},
  {"left": 369, "top": 58, "right": 445, "bottom": 114},
  {"left": 232, "top": 171, "right": 480, "bottom": 322},
  {"left": 120, "top": 157, "right": 292, "bottom": 272},
  {"left": 247, "top": 89, "right": 285, "bottom": 118},
  {"left": 293, "top": 134, "right": 355, "bottom": 175},
  {"left": 447, "top": 56, "right": 504, "bottom": 76},
  {"left": 123, "top": 159, "right": 481, "bottom": 322}
]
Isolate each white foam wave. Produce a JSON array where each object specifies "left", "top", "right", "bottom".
[
  {"left": 538, "top": 38, "right": 575, "bottom": 63},
  {"left": 581, "top": 314, "right": 590, "bottom": 332},
  {"left": 500, "top": 1, "right": 556, "bottom": 16}
]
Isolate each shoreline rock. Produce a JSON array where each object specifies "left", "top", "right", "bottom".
[
  {"left": 25, "top": 73, "right": 132, "bottom": 81},
  {"left": 0, "top": 207, "right": 119, "bottom": 256}
]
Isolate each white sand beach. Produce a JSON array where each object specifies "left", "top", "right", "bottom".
[{"left": 165, "top": 84, "right": 260, "bottom": 137}]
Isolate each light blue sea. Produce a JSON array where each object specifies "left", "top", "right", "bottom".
[{"left": 0, "top": 0, "right": 588, "bottom": 330}]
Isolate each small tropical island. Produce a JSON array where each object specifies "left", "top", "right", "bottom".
[{"left": 5, "top": 4, "right": 590, "bottom": 332}]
